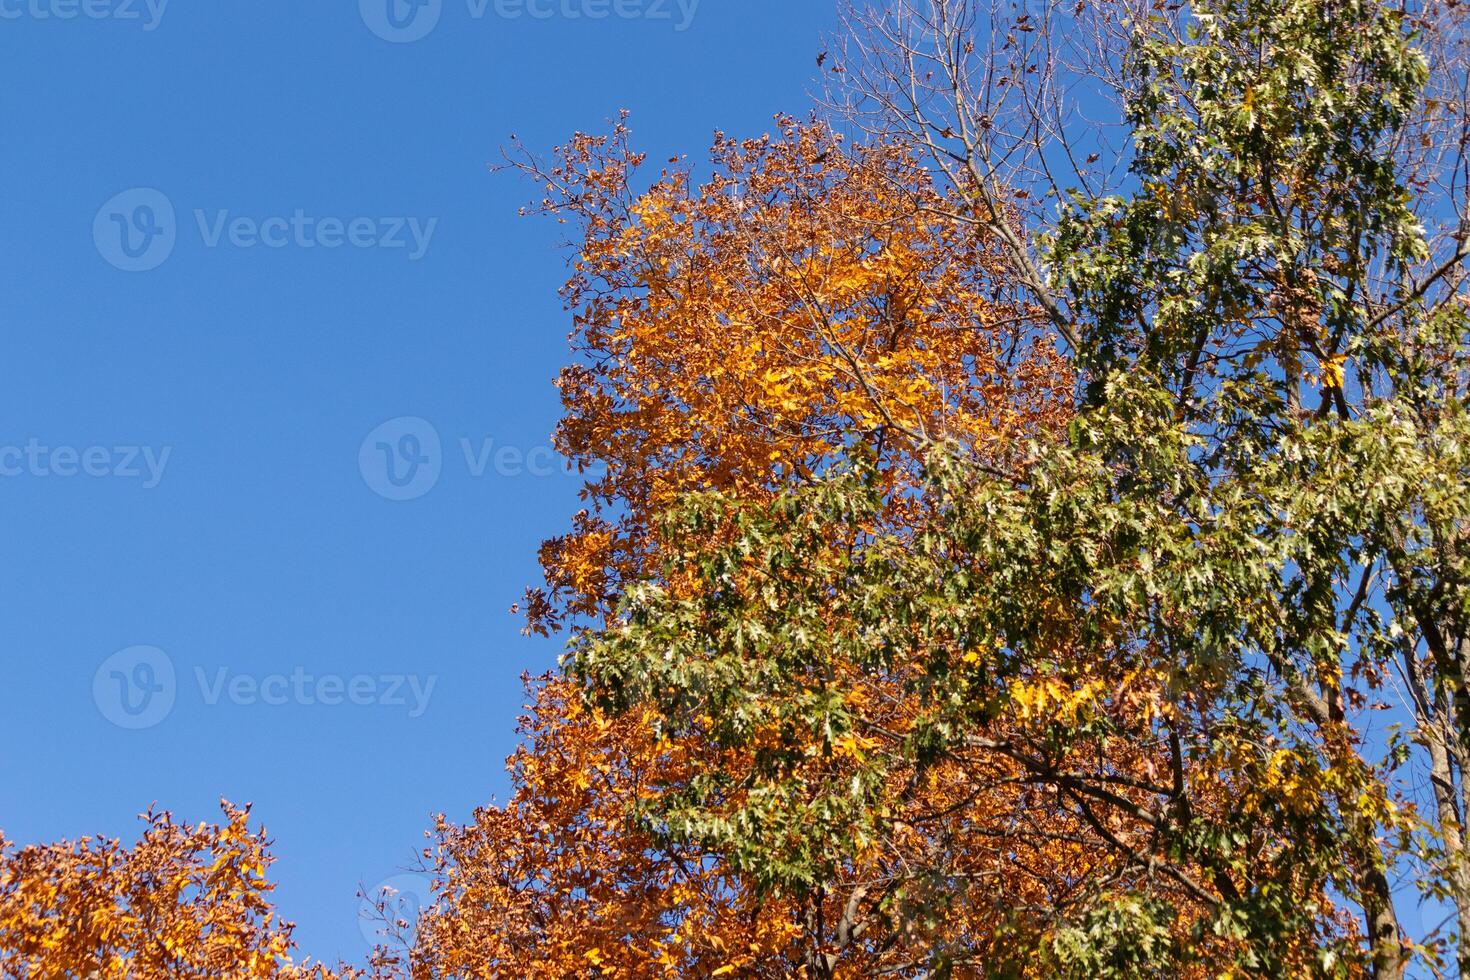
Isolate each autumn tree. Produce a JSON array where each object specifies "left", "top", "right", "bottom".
[
  {"left": 413, "top": 119, "right": 1155, "bottom": 978},
  {"left": 407, "top": 115, "right": 1335, "bottom": 976}
]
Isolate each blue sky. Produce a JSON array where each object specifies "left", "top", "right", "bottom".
[{"left": 0, "top": 0, "right": 840, "bottom": 963}]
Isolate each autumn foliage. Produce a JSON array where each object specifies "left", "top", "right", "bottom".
[
  {"left": 408, "top": 680, "right": 807, "bottom": 977},
  {"left": 0, "top": 803, "right": 347, "bottom": 979},
  {"left": 521, "top": 115, "right": 1072, "bottom": 633}
]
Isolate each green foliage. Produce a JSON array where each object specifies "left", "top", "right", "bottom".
[{"left": 1041, "top": 896, "right": 1183, "bottom": 979}]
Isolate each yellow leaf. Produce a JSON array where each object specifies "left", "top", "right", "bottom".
[{"left": 1321, "top": 354, "right": 1346, "bottom": 388}]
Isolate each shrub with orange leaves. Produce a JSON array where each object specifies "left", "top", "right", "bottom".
[{"left": 0, "top": 802, "right": 355, "bottom": 980}]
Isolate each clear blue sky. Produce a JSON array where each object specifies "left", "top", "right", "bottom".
[{"left": 0, "top": 0, "right": 839, "bottom": 964}]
